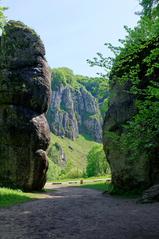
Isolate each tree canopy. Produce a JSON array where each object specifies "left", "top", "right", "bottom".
[
  {"left": 88, "top": 0, "right": 159, "bottom": 162},
  {"left": 139, "top": 0, "right": 159, "bottom": 16},
  {"left": 86, "top": 145, "right": 110, "bottom": 177}
]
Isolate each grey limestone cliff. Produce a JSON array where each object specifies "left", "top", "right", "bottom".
[{"left": 47, "top": 84, "right": 102, "bottom": 142}]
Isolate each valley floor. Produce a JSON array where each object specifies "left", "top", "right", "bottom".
[{"left": 0, "top": 184, "right": 159, "bottom": 239}]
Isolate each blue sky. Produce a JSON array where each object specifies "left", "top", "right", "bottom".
[{"left": 4, "top": 0, "right": 141, "bottom": 76}]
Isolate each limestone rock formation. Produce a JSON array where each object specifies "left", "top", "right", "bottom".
[
  {"left": 103, "top": 81, "right": 141, "bottom": 189},
  {"left": 103, "top": 37, "right": 159, "bottom": 190},
  {"left": 53, "top": 142, "right": 67, "bottom": 166},
  {"left": 47, "top": 84, "right": 102, "bottom": 142},
  {"left": 0, "top": 21, "right": 51, "bottom": 191}
]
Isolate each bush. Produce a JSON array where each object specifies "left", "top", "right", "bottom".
[
  {"left": 47, "top": 159, "right": 62, "bottom": 181},
  {"left": 86, "top": 145, "right": 110, "bottom": 177}
]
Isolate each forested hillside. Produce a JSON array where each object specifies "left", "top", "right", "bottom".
[{"left": 76, "top": 75, "right": 109, "bottom": 117}]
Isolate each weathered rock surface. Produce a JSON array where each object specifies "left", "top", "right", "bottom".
[
  {"left": 103, "top": 37, "right": 159, "bottom": 190},
  {"left": 54, "top": 143, "right": 67, "bottom": 166},
  {"left": 0, "top": 21, "right": 51, "bottom": 190},
  {"left": 47, "top": 84, "right": 102, "bottom": 142},
  {"left": 103, "top": 81, "right": 145, "bottom": 189},
  {"left": 140, "top": 184, "right": 159, "bottom": 203}
]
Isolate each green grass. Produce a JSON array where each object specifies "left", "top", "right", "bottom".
[
  {"left": 0, "top": 188, "right": 47, "bottom": 208},
  {"left": 79, "top": 182, "right": 142, "bottom": 198},
  {"left": 80, "top": 182, "right": 112, "bottom": 191},
  {"left": 47, "top": 133, "right": 100, "bottom": 179},
  {"left": 52, "top": 133, "right": 99, "bottom": 169}
]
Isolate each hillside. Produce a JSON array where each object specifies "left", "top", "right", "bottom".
[
  {"left": 46, "top": 68, "right": 108, "bottom": 180},
  {"left": 47, "top": 133, "right": 100, "bottom": 180}
]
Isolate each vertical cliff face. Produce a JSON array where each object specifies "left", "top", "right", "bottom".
[
  {"left": 103, "top": 37, "right": 159, "bottom": 190},
  {"left": 103, "top": 81, "right": 143, "bottom": 189},
  {"left": 47, "top": 85, "right": 79, "bottom": 140},
  {"left": 0, "top": 21, "right": 51, "bottom": 190},
  {"left": 47, "top": 83, "right": 102, "bottom": 142}
]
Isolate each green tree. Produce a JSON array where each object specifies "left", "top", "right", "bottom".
[
  {"left": 87, "top": 0, "right": 159, "bottom": 164},
  {"left": 86, "top": 145, "right": 110, "bottom": 177},
  {"left": 77, "top": 75, "right": 109, "bottom": 102},
  {"left": 51, "top": 67, "right": 78, "bottom": 90},
  {"left": 51, "top": 68, "right": 67, "bottom": 90},
  {"left": 139, "top": 0, "right": 159, "bottom": 16}
]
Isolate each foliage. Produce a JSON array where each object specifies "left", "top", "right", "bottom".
[
  {"left": 47, "top": 133, "right": 100, "bottom": 180},
  {"left": 51, "top": 67, "right": 79, "bottom": 90},
  {"left": 77, "top": 75, "right": 109, "bottom": 102},
  {"left": 88, "top": 0, "right": 159, "bottom": 164},
  {"left": 139, "top": 0, "right": 159, "bottom": 16},
  {"left": 51, "top": 68, "right": 67, "bottom": 90},
  {"left": 100, "top": 98, "right": 109, "bottom": 117},
  {"left": 63, "top": 167, "right": 84, "bottom": 179},
  {"left": 87, "top": 0, "right": 159, "bottom": 77},
  {"left": 0, "top": 1, "right": 7, "bottom": 32},
  {"left": 111, "top": 12, "right": 159, "bottom": 162},
  {"left": 86, "top": 145, "right": 110, "bottom": 177},
  {"left": 51, "top": 67, "right": 109, "bottom": 102},
  {"left": 51, "top": 67, "right": 109, "bottom": 116},
  {"left": 47, "top": 159, "right": 62, "bottom": 181},
  {"left": 76, "top": 75, "right": 109, "bottom": 117},
  {"left": 89, "top": 15, "right": 159, "bottom": 79},
  {"left": 121, "top": 86, "right": 159, "bottom": 161}
]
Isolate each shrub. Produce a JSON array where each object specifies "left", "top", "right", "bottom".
[{"left": 86, "top": 145, "right": 110, "bottom": 177}]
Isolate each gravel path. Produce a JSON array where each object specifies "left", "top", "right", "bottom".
[{"left": 0, "top": 184, "right": 159, "bottom": 239}]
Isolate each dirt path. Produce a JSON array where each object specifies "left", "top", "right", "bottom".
[{"left": 0, "top": 184, "right": 159, "bottom": 239}]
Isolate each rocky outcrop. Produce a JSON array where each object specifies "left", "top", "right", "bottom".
[
  {"left": 47, "top": 84, "right": 102, "bottom": 142},
  {"left": 53, "top": 142, "right": 67, "bottom": 166},
  {"left": 0, "top": 21, "right": 51, "bottom": 191},
  {"left": 103, "top": 81, "right": 142, "bottom": 189},
  {"left": 140, "top": 184, "right": 159, "bottom": 203},
  {"left": 103, "top": 37, "right": 159, "bottom": 190}
]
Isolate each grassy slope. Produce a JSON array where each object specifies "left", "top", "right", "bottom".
[{"left": 48, "top": 133, "right": 100, "bottom": 179}]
